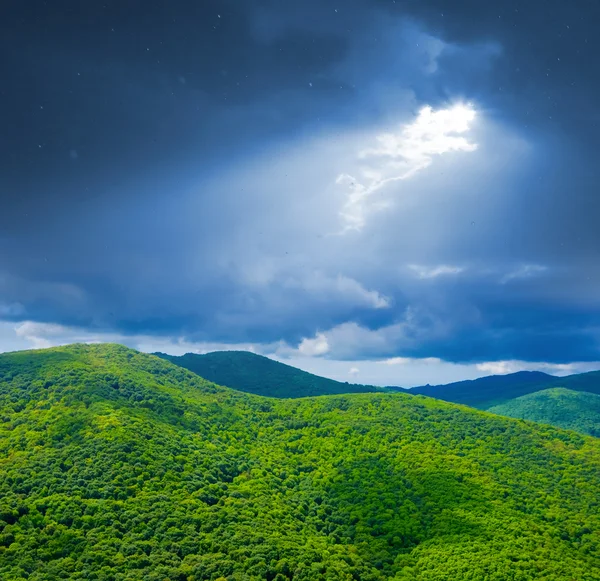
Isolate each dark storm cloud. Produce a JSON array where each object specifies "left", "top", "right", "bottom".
[
  {"left": 1, "top": 0, "right": 600, "bottom": 364},
  {"left": 1, "top": 0, "right": 343, "bottom": 210}
]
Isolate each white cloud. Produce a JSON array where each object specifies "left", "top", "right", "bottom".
[
  {"left": 9, "top": 321, "right": 281, "bottom": 357},
  {"left": 238, "top": 265, "right": 391, "bottom": 311},
  {"left": 15, "top": 321, "right": 78, "bottom": 349},
  {"left": 381, "top": 356, "right": 442, "bottom": 366},
  {"left": 408, "top": 264, "right": 465, "bottom": 279},
  {"left": 3, "top": 321, "right": 600, "bottom": 388},
  {"left": 297, "top": 332, "right": 330, "bottom": 356},
  {"left": 280, "top": 354, "right": 600, "bottom": 387},
  {"left": 271, "top": 354, "right": 481, "bottom": 387},
  {"left": 280, "top": 307, "right": 452, "bottom": 361},
  {"left": 287, "top": 272, "right": 391, "bottom": 309},
  {"left": 381, "top": 356, "right": 412, "bottom": 365},
  {"left": 475, "top": 360, "right": 587, "bottom": 376},
  {"left": 501, "top": 264, "right": 548, "bottom": 284},
  {"left": 329, "top": 275, "right": 390, "bottom": 309},
  {"left": 337, "top": 103, "right": 478, "bottom": 232},
  {"left": 475, "top": 361, "right": 515, "bottom": 375}
]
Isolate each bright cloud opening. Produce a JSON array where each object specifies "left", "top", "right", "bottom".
[{"left": 337, "top": 102, "right": 478, "bottom": 232}]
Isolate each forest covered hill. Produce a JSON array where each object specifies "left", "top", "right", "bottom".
[
  {"left": 154, "top": 350, "right": 382, "bottom": 398},
  {"left": 489, "top": 387, "right": 600, "bottom": 437},
  {"left": 0, "top": 344, "right": 599, "bottom": 580}
]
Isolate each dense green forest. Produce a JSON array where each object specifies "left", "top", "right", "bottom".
[
  {"left": 1, "top": 344, "right": 599, "bottom": 580},
  {"left": 155, "top": 351, "right": 382, "bottom": 398},
  {"left": 409, "top": 370, "right": 600, "bottom": 408},
  {"left": 489, "top": 387, "right": 600, "bottom": 437}
]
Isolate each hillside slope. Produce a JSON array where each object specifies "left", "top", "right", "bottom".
[
  {"left": 155, "top": 350, "right": 381, "bottom": 398},
  {"left": 489, "top": 387, "right": 600, "bottom": 437},
  {"left": 0, "top": 344, "right": 599, "bottom": 580}
]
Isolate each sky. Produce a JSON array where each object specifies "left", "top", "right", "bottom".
[{"left": 2, "top": 0, "right": 600, "bottom": 386}]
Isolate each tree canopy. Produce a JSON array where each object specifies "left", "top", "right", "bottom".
[
  {"left": 489, "top": 387, "right": 600, "bottom": 437},
  {"left": 0, "top": 344, "right": 599, "bottom": 580}
]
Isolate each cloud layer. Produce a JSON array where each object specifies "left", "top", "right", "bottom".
[
  {"left": 2, "top": 0, "right": 600, "bottom": 377},
  {"left": 3, "top": 319, "right": 599, "bottom": 388}
]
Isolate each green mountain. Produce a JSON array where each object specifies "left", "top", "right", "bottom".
[
  {"left": 409, "top": 371, "right": 556, "bottom": 408},
  {"left": 489, "top": 387, "right": 600, "bottom": 437},
  {"left": 410, "top": 370, "right": 600, "bottom": 409},
  {"left": 550, "top": 370, "right": 600, "bottom": 395},
  {"left": 1, "top": 344, "right": 599, "bottom": 580},
  {"left": 154, "top": 350, "right": 382, "bottom": 398}
]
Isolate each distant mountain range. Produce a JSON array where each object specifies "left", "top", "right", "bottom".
[
  {"left": 157, "top": 350, "right": 600, "bottom": 436},
  {"left": 154, "top": 350, "right": 384, "bottom": 398},
  {"left": 409, "top": 370, "right": 600, "bottom": 408},
  {"left": 409, "top": 371, "right": 554, "bottom": 408},
  {"left": 157, "top": 350, "right": 600, "bottom": 407}
]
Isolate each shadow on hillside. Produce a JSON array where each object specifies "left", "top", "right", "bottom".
[{"left": 321, "top": 453, "right": 489, "bottom": 573}]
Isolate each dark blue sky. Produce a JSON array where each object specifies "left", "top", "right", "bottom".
[{"left": 1, "top": 0, "right": 600, "bottom": 383}]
